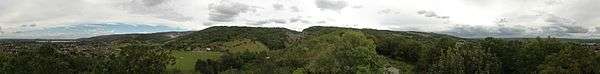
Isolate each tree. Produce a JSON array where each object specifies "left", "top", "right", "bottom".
[
  {"left": 513, "top": 37, "right": 566, "bottom": 73},
  {"left": 428, "top": 39, "right": 500, "bottom": 74},
  {"left": 0, "top": 51, "right": 12, "bottom": 73},
  {"left": 303, "top": 30, "right": 390, "bottom": 73},
  {"left": 538, "top": 45, "right": 600, "bottom": 74},
  {"left": 196, "top": 59, "right": 223, "bottom": 74},
  {"left": 428, "top": 42, "right": 465, "bottom": 74},
  {"left": 104, "top": 44, "right": 174, "bottom": 74},
  {"left": 6, "top": 44, "right": 85, "bottom": 74},
  {"left": 481, "top": 37, "right": 521, "bottom": 74},
  {"left": 376, "top": 37, "right": 421, "bottom": 63}
]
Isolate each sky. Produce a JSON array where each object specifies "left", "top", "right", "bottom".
[{"left": 0, "top": 0, "right": 599, "bottom": 39}]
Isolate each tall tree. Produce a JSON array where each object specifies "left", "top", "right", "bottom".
[
  {"left": 303, "top": 30, "right": 390, "bottom": 73},
  {"left": 538, "top": 45, "right": 600, "bottom": 74},
  {"left": 104, "top": 44, "right": 174, "bottom": 74}
]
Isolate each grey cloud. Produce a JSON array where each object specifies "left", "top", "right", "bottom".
[
  {"left": 156, "top": 14, "right": 194, "bottom": 22},
  {"left": 559, "top": 0, "right": 600, "bottom": 23},
  {"left": 538, "top": 26, "right": 571, "bottom": 37},
  {"left": 596, "top": 27, "right": 600, "bottom": 33},
  {"left": 0, "top": 26, "right": 3, "bottom": 34},
  {"left": 442, "top": 25, "right": 495, "bottom": 38},
  {"left": 138, "top": 0, "right": 167, "bottom": 6},
  {"left": 379, "top": 9, "right": 401, "bottom": 14},
  {"left": 247, "top": 16, "right": 314, "bottom": 25},
  {"left": 544, "top": 14, "right": 589, "bottom": 33},
  {"left": 124, "top": 0, "right": 194, "bottom": 22},
  {"left": 352, "top": 6, "right": 363, "bottom": 9},
  {"left": 495, "top": 18, "right": 509, "bottom": 23},
  {"left": 462, "top": 0, "right": 495, "bottom": 6},
  {"left": 203, "top": 22, "right": 215, "bottom": 26},
  {"left": 249, "top": 21, "right": 269, "bottom": 25},
  {"left": 497, "top": 25, "right": 526, "bottom": 36},
  {"left": 20, "top": 24, "right": 36, "bottom": 27},
  {"left": 248, "top": 19, "right": 288, "bottom": 25},
  {"left": 315, "top": 0, "right": 348, "bottom": 11},
  {"left": 271, "top": 19, "right": 287, "bottom": 24},
  {"left": 562, "top": 26, "right": 588, "bottom": 33},
  {"left": 417, "top": 10, "right": 450, "bottom": 19},
  {"left": 317, "top": 21, "right": 326, "bottom": 23},
  {"left": 289, "top": 18, "right": 311, "bottom": 23},
  {"left": 441, "top": 25, "right": 527, "bottom": 38},
  {"left": 209, "top": 1, "right": 257, "bottom": 22},
  {"left": 544, "top": 14, "right": 575, "bottom": 25},
  {"left": 544, "top": 0, "right": 563, "bottom": 5},
  {"left": 442, "top": 23, "right": 586, "bottom": 38},
  {"left": 273, "top": 4, "right": 284, "bottom": 10},
  {"left": 290, "top": 6, "right": 300, "bottom": 12},
  {"left": 437, "top": 16, "right": 450, "bottom": 19},
  {"left": 289, "top": 18, "right": 300, "bottom": 23}
]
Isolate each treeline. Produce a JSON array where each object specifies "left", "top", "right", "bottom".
[{"left": 0, "top": 43, "right": 174, "bottom": 74}]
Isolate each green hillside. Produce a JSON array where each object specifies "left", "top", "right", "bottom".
[{"left": 165, "top": 26, "right": 299, "bottom": 50}]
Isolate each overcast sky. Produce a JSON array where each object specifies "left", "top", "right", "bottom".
[{"left": 0, "top": 0, "right": 599, "bottom": 39}]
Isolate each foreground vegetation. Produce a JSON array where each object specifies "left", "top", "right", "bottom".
[
  {"left": 167, "top": 51, "right": 222, "bottom": 74},
  {"left": 1, "top": 26, "right": 599, "bottom": 74}
]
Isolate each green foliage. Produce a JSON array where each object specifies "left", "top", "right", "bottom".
[
  {"left": 428, "top": 44, "right": 465, "bottom": 74},
  {"left": 221, "top": 38, "right": 269, "bottom": 53},
  {"left": 424, "top": 38, "right": 501, "bottom": 74},
  {"left": 0, "top": 51, "right": 12, "bottom": 73},
  {"left": 4, "top": 44, "right": 97, "bottom": 74},
  {"left": 195, "top": 59, "right": 222, "bottom": 74},
  {"left": 376, "top": 37, "right": 421, "bottom": 63},
  {"left": 302, "top": 30, "right": 390, "bottom": 73},
  {"left": 167, "top": 51, "right": 222, "bottom": 73},
  {"left": 512, "top": 37, "right": 567, "bottom": 73},
  {"left": 0, "top": 44, "right": 174, "bottom": 74},
  {"left": 167, "top": 26, "right": 297, "bottom": 50},
  {"left": 101, "top": 44, "right": 175, "bottom": 74},
  {"left": 538, "top": 45, "right": 600, "bottom": 74}
]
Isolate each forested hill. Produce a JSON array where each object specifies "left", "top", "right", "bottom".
[
  {"left": 165, "top": 26, "right": 301, "bottom": 50},
  {"left": 1, "top": 26, "right": 599, "bottom": 74},
  {"left": 69, "top": 26, "right": 462, "bottom": 50}
]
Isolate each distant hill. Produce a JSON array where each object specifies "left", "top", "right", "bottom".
[
  {"left": 302, "top": 26, "right": 462, "bottom": 40},
  {"left": 3, "top": 26, "right": 598, "bottom": 49},
  {"left": 165, "top": 26, "right": 301, "bottom": 50},
  {"left": 79, "top": 31, "right": 193, "bottom": 44}
]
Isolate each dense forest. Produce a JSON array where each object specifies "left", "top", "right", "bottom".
[{"left": 1, "top": 26, "right": 599, "bottom": 74}]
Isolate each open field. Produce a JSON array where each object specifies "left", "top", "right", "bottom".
[{"left": 167, "top": 51, "right": 223, "bottom": 74}]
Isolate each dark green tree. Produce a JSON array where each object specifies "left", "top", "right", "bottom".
[
  {"left": 538, "top": 45, "right": 600, "bottom": 74},
  {"left": 513, "top": 37, "right": 566, "bottom": 73},
  {"left": 303, "top": 30, "right": 390, "bottom": 73},
  {"left": 103, "top": 44, "right": 174, "bottom": 74}
]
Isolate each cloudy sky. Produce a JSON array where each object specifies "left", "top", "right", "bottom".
[{"left": 0, "top": 0, "right": 599, "bottom": 39}]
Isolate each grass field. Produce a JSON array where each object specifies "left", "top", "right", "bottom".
[{"left": 167, "top": 51, "right": 222, "bottom": 74}]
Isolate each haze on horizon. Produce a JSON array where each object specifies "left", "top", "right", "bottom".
[{"left": 0, "top": 0, "right": 599, "bottom": 39}]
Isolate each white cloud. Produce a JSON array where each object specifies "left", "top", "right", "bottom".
[
  {"left": 315, "top": 0, "right": 348, "bottom": 11},
  {"left": 208, "top": 0, "right": 258, "bottom": 22}
]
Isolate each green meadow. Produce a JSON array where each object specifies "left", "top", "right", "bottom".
[{"left": 167, "top": 51, "right": 222, "bottom": 74}]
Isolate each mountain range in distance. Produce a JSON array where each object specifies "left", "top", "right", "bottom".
[{"left": 2, "top": 26, "right": 600, "bottom": 44}]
